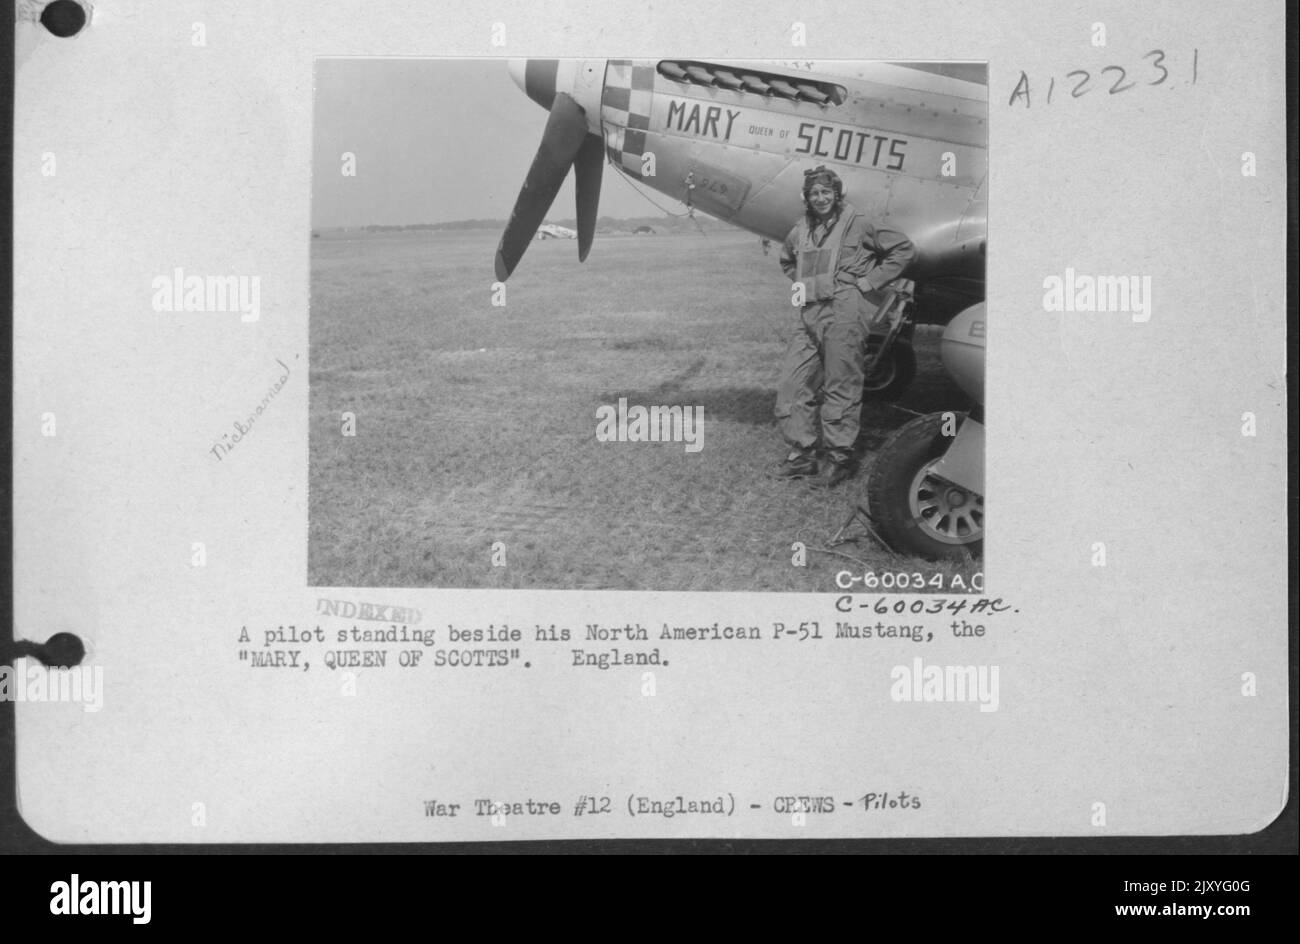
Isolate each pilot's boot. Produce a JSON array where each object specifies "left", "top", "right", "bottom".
[
  {"left": 776, "top": 449, "right": 820, "bottom": 478},
  {"left": 813, "top": 450, "right": 856, "bottom": 489}
]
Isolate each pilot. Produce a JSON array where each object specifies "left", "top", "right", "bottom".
[{"left": 775, "top": 166, "right": 915, "bottom": 487}]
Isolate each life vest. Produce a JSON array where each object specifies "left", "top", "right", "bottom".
[{"left": 793, "top": 205, "right": 859, "bottom": 303}]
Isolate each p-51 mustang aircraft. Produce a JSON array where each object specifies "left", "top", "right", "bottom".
[{"left": 496, "top": 59, "right": 986, "bottom": 561}]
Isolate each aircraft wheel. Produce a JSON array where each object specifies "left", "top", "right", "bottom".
[
  {"left": 866, "top": 412, "right": 983, "bottom": 561},
  {"left": 862, "top": 337, "right": 916, "bottom": 401}
]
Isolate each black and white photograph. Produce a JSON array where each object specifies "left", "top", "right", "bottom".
[{"left": 309, "top": 58, "right": 987, "bottom": 591}]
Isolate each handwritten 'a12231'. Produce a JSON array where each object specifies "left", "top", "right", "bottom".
[{"left": 1007, "top": 49, "right": 1198, "bottom": 108}]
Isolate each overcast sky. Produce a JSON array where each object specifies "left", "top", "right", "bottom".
[{"left": 312, "top": 58, "right": 659, "bottom": 228}]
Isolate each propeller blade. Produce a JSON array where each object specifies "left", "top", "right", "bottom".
[
  {"left": 573, "top": 133, "right": 604, "bottom": 262},
  {"left": 495, "top": 93, "right": 589, "bottom": 281}
]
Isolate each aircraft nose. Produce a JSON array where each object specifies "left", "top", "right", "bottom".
[{"left": 508, "top": 58, "right": 558, "bottom": 110}]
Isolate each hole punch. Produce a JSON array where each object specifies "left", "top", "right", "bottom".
[
  {"left": 1, "top": 633, "right": 86, "bottom": 668},
  {"left": 40, "top": 0, "right": 88, "bottom": 38}
]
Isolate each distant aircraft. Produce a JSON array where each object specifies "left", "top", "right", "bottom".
[
  {"left": 495, "top": 59, "right": 986, "bottom": 560},
  {"left": 536, "top": 223, "right": 578, "bottom": 240}
]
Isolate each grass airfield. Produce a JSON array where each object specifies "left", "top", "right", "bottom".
[{"left": 308, "top": 228, "right": 979, "bottom": 591}]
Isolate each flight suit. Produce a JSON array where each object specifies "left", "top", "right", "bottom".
[{"left": 776, "top": 201, "right": 915, "bottom": 462}]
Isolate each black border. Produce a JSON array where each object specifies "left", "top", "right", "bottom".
[{"left": 1, "top": 5, "right": 1296, "bottom": 856}]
